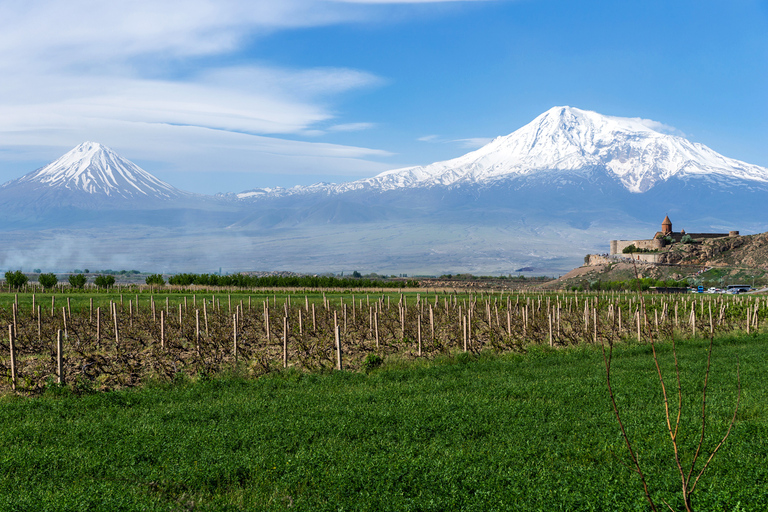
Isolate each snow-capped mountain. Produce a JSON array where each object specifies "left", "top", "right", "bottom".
[
  {"left": 1, "top": 108, "right": 767, "bottom": 275},
  {"left": 237, "top": 106, "right": 768, "bottom": 199},
  {"left": 2, "top": 142, "right": 186, "bottom": 201}
]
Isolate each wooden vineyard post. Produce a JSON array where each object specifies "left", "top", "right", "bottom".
[
  {"left": 709, "top": 302, "right": 714, "bottom": 335},
  {"left": 312, "top": 303, "right": 316, "bottom": 332},
  {"left": 463, "top": 315, "right": 467, "bottom": 352},
  {"left": 675, "top": 303, "right": 679, "bottom": 328},
  {"left": 283, "top": 317, "right": 287, "bottom": 368},
  {"left": 399, "top": 304, "right": 405, "bottom": 339},
  {"left": 754, "top": 302, "right": 759, "bottom": 331},
  {"left": 548, "top": 311, "right": 553, "bottom": 347},
  {"left": 67, "top": 297, "right": 71, "bottom": 319},
  {"left": 160, "top": 310, "right": 165, "bottom": 349},
  {"left": 96, "top": 307, "right": 100, "bottom": 345},
  {"left": 692, "top": 309, "right": 696, "bottom": 338},
  {"left": 129, "top": 300, "right": 133, "bottom": 327},
  {"left": 37, "top": 305, "right": 41, "bottom": 339},
  {"left": 524, "top": 305, "right": 528, "bottom": 338},
  {"left": 747, "top": 306, "right": 750, "bottom": 335},
  {"left": 203, "top": 300, "right": 209, "bottom": 337},
  {"left": 90, "top": 298, "right": 93, "bottom": 322},
  {"left": 298, "top": 309, "right": 303, "bottom": 335},
  {"left": 62, "top": 307, "right": 67, "bottom": 338},
  {"left": 235, "top": 314, "right": 240, "bottom": 364},
  {"left": 265, "top": 305, "right": 271, "bottom": 342},
  {"left": 636, "top": 310, "right": 641, "bottom": 342},
  {"left": 8, "top": 325, "right": 16, "bottom": 391},
  {"left": 417, "top": 314, "right": 422, "bottom": 356},
  {"left": 113, "top": 303, "right": 120, "bottom": 345},
  {"left": 334, "top": 323, "right": 342, "bottom": 371},
  {"left": 51, "top": 295, "right": 55, "bottom": 317},
  {"left": 374, "top": 310, "right": 380, "bottom": 349},
  {"left": 429, "top": 305, "right": 435, "bottom": 340},
  {"left": 12, "top": 303, "right": 17, "bottom": 339},
  {"left": 57, "top": 329, "right": 63, "bottom": 385},
  {"left": 618, "top": 306, "right": 622, "bottom": 333},
  {"left": 196, "top": 310, "right": 200, "bottom": 348},
  {"left": 593, "top": 307, "right": 597, "bottom": 344}
]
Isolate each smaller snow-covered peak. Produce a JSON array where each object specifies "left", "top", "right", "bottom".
[{"left": 12, "top": 142, "right": 185, "bottom": 200}]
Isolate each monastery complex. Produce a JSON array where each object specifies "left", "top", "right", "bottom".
[{"left": 607, "top": 216, "right": 739, "bottom": 262}]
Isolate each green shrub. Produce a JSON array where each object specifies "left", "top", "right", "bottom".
[
  {"left": 94, "top": 275, "right": 116, "bottom": 288},
  {"left": 38, "top": 273, "right": 58, "bottom": 289},
  {"left": 145, "top": 274, "right": 165, "bottom": 286},
  {"left": 362, "top": 353, "right": 383, "bottom": 373},
  {"left": 622, "top": 244, "right": 637, "bottom": 254},
  {"left": 68, "top": 274, "right": 87, "bottom": 289},
  {"left": 4, "top": 270, "right": 28, "bottom": 289}
]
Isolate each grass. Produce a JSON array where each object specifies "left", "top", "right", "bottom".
[{"left": 0, "top": 335, "right": 766, "bottom": 511}]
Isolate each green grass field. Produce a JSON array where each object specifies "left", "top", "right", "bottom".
[{"left": 1, "top": 332, "right": 764, "bottom": 511}]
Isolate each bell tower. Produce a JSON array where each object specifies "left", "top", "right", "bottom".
[{"left": 661, "top": 215, "right": 672, "bottom": 235}]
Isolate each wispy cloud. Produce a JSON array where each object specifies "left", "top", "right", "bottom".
[
  {"left": 418, "top": 134, "right": 492, "bottom": 149},
  {"left": 634, "top": 118, "right": 685, "bottom": 137},
  {"left": 454, "top": 137, "right": 493, "bottom": 148},
  {"left": 328, "top": 122, "right": 377, "bottom": 132}
]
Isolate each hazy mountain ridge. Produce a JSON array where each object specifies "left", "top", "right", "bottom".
[{"left": 1, "top": 107, "right": 767, "bottom": 274}]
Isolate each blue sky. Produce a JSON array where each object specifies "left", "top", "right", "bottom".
[{"left": 0, "top": 0, "right": 766, "bottom": 194}]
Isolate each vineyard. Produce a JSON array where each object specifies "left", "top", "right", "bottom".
[{"left": 1, "top": 288, "right": 764, "bottom": 394}]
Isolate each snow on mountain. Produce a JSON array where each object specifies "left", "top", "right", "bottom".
[
  {"left": 6, "top": 142, "right": 185, "bottom": 200},
  {"left": 237, "top": 106, "right": 768, "bottom": 198}
]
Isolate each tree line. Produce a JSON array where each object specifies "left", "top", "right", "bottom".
[{"left": 167, "top": 273, "right": 418, "bottom": 289}]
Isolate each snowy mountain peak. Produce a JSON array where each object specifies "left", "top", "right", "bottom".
[
  {"left": 280, "top": 106, "right": 768, "bottom": 197},
  {"left": 10, "top": 142, "right": 184, "bottom": 199}
]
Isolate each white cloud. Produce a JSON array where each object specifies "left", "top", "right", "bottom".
[
  {"left": 328, "top": 122, "right": 377, "bottom": 132},
  {"left": 634, "top": 118, "right": 685, "bottom": 137},
  {"left": 418, "top": 135, "right": 441, "bottom": 142},
  {"left": 0, "top": 0, "right": 500, "bottom": 186},
  {"left": 454, "top": 137, "right": 493, "bottom": 148}
]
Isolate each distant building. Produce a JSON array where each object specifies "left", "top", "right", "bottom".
[{"left": 609, "top": 216, "right": 738, "bottom": 256}]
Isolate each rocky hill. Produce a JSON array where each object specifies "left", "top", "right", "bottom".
[
  {"left": 551, "top": 232, "right": 768, "bottom": 290},
  {"left": 657, "top": 232, "right": 768, "bottom": 269}
]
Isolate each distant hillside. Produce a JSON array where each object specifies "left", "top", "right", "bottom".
[{"left": 657, "top": 232, "right": 768, "bottom": 269}]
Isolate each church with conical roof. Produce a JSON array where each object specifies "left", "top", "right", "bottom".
[{"left": 609, "top": 216, "right": 739, "bottom": 257}]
